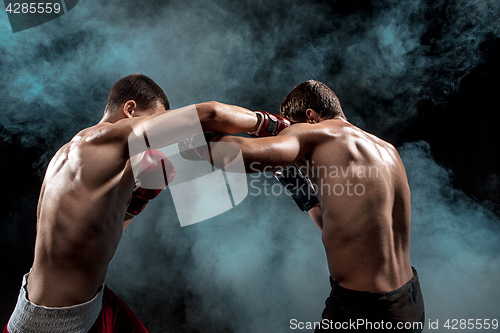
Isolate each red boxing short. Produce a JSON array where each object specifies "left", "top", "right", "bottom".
[{"left": 88, "top": 286, "right": 149, "bottom": 333}]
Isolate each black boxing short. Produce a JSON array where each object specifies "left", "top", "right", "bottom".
[{"left": 315, "top": 267, "right": 424, "bottom": 332}]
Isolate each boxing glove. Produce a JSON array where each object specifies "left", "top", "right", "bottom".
[
  {"left": 273, "top": 164, "right": 319, "bottom": 211},
  {"left": 247, "top": 111, "right": 291, "bottom": 137},
  {"left": 127, "top": 149, "right": 175, "bottom": 216}
]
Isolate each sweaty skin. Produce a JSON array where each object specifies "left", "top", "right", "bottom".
[
  {"left": 27, "top": 101, "right": 259, "bottom": 307},
  {"left": 211, "top": 117, "right": 413, "bottom": 293}
]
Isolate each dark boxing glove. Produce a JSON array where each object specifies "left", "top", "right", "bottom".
[
  {"left": 273, "top": 164, "right": 319, "bottom": 211},
  {"left": 127, "top": 149, "right": 175, "bottom": 216},
  {"left": 178, "top": 132, "right": 223, "bottom": 161},
  {"left": 247, "top": 111, "right": 291, "bottom": 137}
]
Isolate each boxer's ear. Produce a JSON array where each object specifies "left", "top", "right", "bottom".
[
  {"left": 306, "top": 109, "right": 319, "bottom": 124},
  {"left": 123, "top": 100, "right": 137, "bottom": 118}
]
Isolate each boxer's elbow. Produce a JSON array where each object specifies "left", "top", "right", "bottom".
[
  {"left": 197, "top": 101, "right": 222, "bottom": 129},
  {"left": 210, "top": 137, "right": 249, "bottom": 172}
]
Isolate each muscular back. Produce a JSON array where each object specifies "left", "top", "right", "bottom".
[
  {"left": 307, "top": 119, "right": 413, "bottom": 293},
  {"left": 28, "top": 122, "right": 136, "bottom": 307}
]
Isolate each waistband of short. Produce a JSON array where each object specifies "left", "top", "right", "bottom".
[
  {"left": 330, "top": 267, "right": 419, "bottom": 300},
  {"left": 7, "top": 273, "right": 104, "bottom": 333}
]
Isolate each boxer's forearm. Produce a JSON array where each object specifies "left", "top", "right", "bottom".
[
  {"left": 196, "top": 102, "right": 260, "bottom": 134},
  {"left": 308, "top": 203, "right": 323, "bottom": 231},
  {"left": 123, "top": 214, "right": 134, "bottom": 231}
]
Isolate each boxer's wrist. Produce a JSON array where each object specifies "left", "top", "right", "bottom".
[
  {"left": 247, "top": 111, "right": 264, "bottom": 136},
  {"left": 250, "top": 112, "right": 262, "bottom": 133},
  {"left": 247, "top": 111, "right": 291, "bottom": 137}
]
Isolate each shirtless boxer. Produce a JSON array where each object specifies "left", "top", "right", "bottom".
[
  {"left": 194, "top": 80, "right": 425, "bottom": 332},
  {"left": 3, "top": 74, "right": 263, "bottom": 333}
]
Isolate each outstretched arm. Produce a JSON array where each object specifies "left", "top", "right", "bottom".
[
  {"left": 196, "top": 102, "right": 260, "bottom": 134},
  {"left": 208, "top": 123, "right": 320, "bottom": 172},
  {"left": 124, "top": 102, "right": 261, "bottom": 157}
]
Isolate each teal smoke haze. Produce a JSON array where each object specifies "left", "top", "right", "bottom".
[
  {"left": 401, "top": 142, "right": 500, "bottom": 328},
  {"left": 2, "top": 0, "right": 499, "bottom": 146},
  {"left": 1, "top": 0, "right": 499, "bottom": 332}
]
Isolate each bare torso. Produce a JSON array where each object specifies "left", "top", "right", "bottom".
[
  {"left": 304, "top": 119, "right": 413, "bottom": 293},
  {"left": 24, "top": 101, "right": 262, "bottom": 307},
  {"left": 27, "top": 123, "right": 135, "bottom": 307}
]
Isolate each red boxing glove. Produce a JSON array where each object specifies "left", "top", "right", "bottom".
[
  {"left": 127, "top": 149, "right": 175, "bottom": 216},
  {"left": 247, "top": 111, "right": 292, "bottom": 137}
]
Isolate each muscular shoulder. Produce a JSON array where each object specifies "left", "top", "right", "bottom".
[
  {"left": 60, "top": 120, "right": 138, "bottom": 173},
  {"left": 48, "top": 124, "right": 131, "bottom": 189},
  {"left": 73, "top": 116, "right": 150, "bottom": 159},
  {"left": 308, "top": 119, "right": 401, "bottom": 165},
  {"left": 76, "top": 119, "right": 133, "bottom": 145},
  {"left": 280, "top": 120, "right": 339, "bottom": 145}
]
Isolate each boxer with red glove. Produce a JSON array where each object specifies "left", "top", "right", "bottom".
[
  {"left": 5, "top": 75, "right": 283, "bottom": 333},
  {"left": 127, "top": 149, "right": 175, "bottom": 216},
  {"left": 247, "top": 111, "right": 292, "bottom": 137}
]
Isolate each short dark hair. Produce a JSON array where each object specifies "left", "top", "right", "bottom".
[
  {"left": 105, "top": 74, "right": 170, "bottom": 113},
  {"left": 280, "top": 80, "right": 345, "bottom": 123}
]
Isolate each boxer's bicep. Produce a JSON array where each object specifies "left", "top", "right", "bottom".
[
  {"left": 211, "top": 131, "right": 308, "bottom": 172},
  {"left": 243, "top": 124, "right": 316, "bottom": 169}
]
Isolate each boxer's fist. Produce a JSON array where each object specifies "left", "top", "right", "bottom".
[
  {"left": 273, "top": 164, "right": 319, "bottom": 211},
  {"left": 248, "top": 111, "right": 291, "bottom": 137},
  {"left": 127, "top": 149, "right": 175, "bottom": 216}
]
